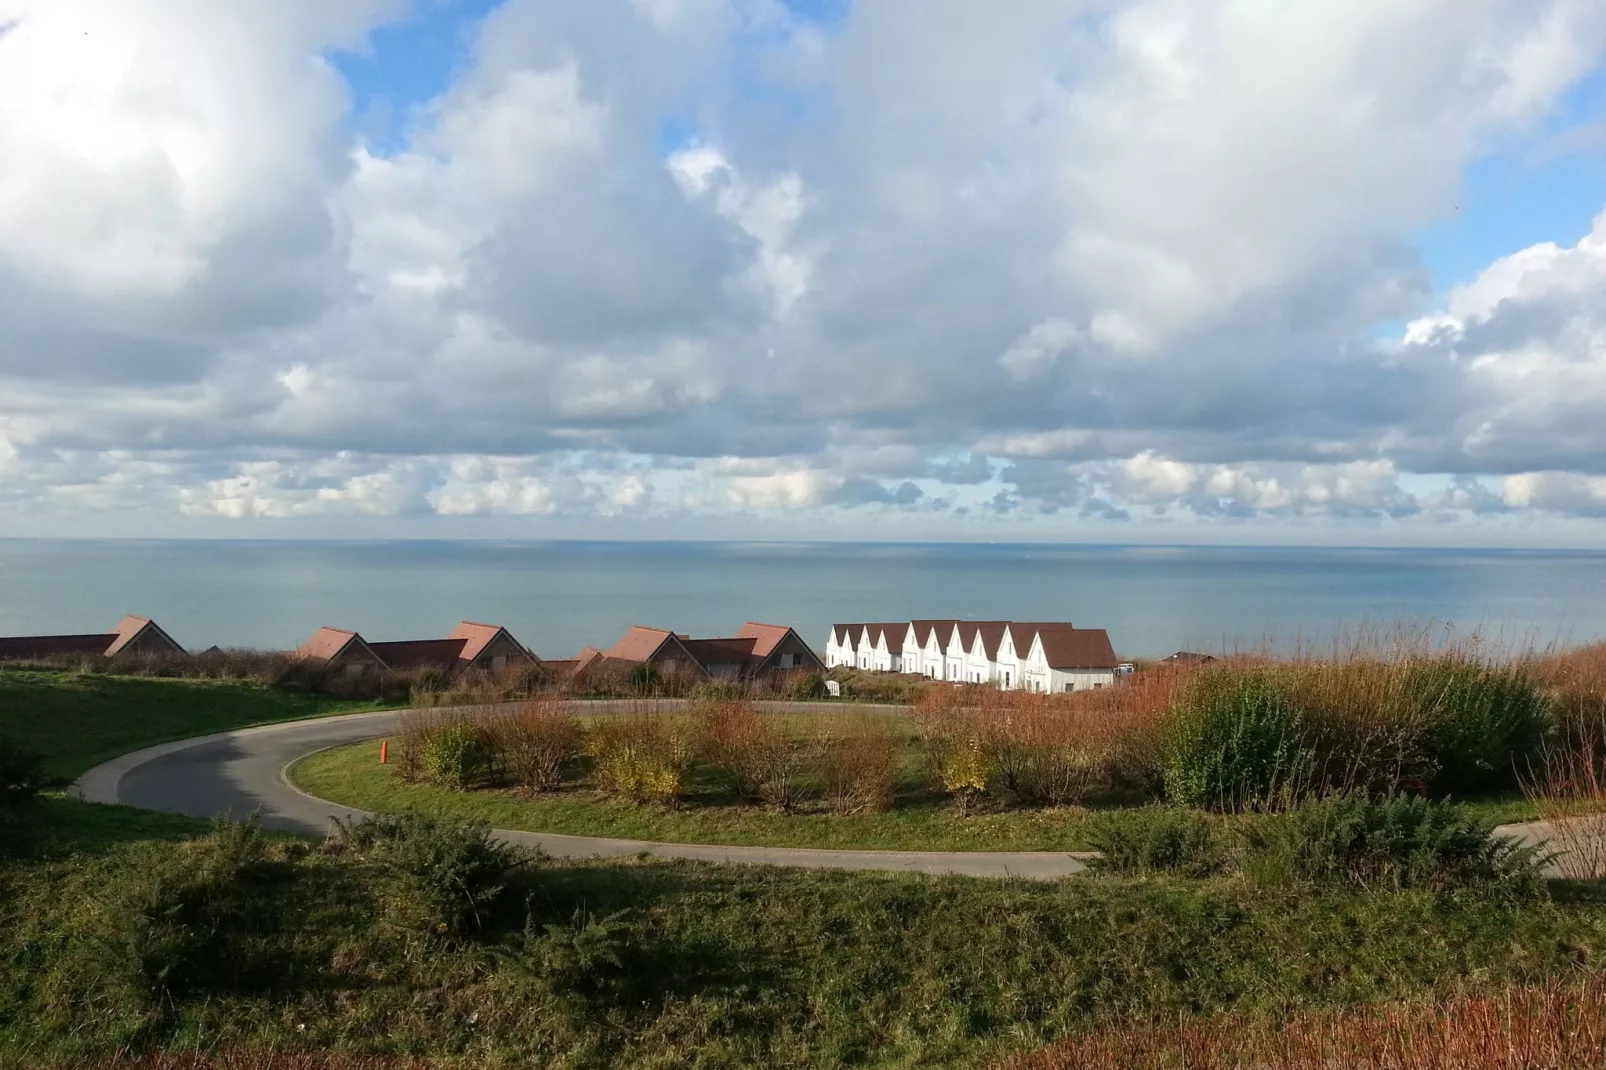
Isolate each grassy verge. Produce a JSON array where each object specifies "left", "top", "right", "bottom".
[
  {"left": 3, "top": 816, "right": 1605, "bottom": 1069},
  {"left": 0, "top": 670, "right": 387, "bottom": 778},
  {"left": 292, "top": 736, "right": 1105, "bottom": 851}
]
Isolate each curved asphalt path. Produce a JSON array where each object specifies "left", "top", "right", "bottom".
[{"left": 74, "top": 708, "right": 1094, "bottom": 880}]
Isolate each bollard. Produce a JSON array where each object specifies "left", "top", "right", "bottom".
[{"left": 379, "top": 740, "right": 389, "bottom": 765}]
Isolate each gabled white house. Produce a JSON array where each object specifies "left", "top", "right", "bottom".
[
  {"left": 825, "top": 624, "right": 862, "bottom": 669},
  {"left": 870, "top": 624, "right": 909, "bottom": 672},
  {"left": 1020, "top": 628, "right": 1119, "bottom": 693},
  {"left": 944, "top": 623, "right": 970, "bottom": 682},
  {"left": 995, "top": 624, "right": 1026, "bottom": 690},
  {"left": 965, "top": 622, "right": 1008, "bottom": 685},
  {"left": 910, "top": 620, "right": 953, "bottom": 679},
  {"left": 902, "top": 626, "right": 926, "bottom": 675}
]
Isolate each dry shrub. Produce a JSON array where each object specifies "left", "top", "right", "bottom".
[
  {"left": 487, "top": 696, "right": 581, "bottom": 793},
  {"left": 587, "top": 707, "right": 698, "bottom": 805},
  {"left": 394, "top": 708, "right": 458, "bottom": 784},
  {"left": 911, "top": 688, "right": 988, "bottom": 810},
  {"left": 996, "top": 975, "right": 1606, "bottom": 1070},
  {"left": 696, "top": 699, "right": 816, "bottom": 811},
  {"left": 820, "top": 715, "right": 898, "bottom": 814}
]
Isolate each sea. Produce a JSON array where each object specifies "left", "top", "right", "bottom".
[{"left": 0, "top": 539, "right": 1603, "bottom": 660}]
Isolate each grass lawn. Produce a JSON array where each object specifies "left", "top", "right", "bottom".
[
  {"left": 291, "top": 734, "right": 1115, "bottom": 851},
  {"left": 4, "top": 811, "right": 1606, "bottom": 1069},
  {"left": 0, "top": 669, "right": 387, "bottom": 779}
]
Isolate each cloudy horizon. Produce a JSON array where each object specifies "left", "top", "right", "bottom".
[{"left": 4, "top": 0, "right": 1606, "bottom": 547}]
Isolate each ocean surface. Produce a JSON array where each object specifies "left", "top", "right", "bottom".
[{"left": 0, "top": 540, "right": 1603, "bottom": 660}]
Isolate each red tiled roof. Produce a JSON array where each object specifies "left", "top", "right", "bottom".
[
  {"left": 369, "top": 638, "right": 468, "bottom": 672},
  {"left": 0, "top": 634, "right": 116, "bottom": 660},
  {"left": 297, "top": 627, "right": 363, "bottom": 661},
  {"left": 605, "top": 626, "right": 675, "bottom": 662},
  {"left": 105, "top": 615, "right": 184, "bottom": 657},
  {"left": 1035, "top": 628, "right": 1118, "bottom": 670},
  {"left": 737, "top": 622, "right": 794, "bottom": 658},
  {"left": 449, "top": 621, "right": 510, "bottom": 663},
  {"left": 543, "top": 659, "right": 579, "bottom": 677}
]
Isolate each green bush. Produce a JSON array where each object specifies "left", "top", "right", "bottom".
[
  {"left": 336, "top": 813, "right": 534, "bottom": 939},
  {"left": 422, "top": 720, "right": 493, "bottom": 789},
  {"left": 1084, "top": 805, "right": 1228, "bottom": 877},
  {"left": 1397, "top": 658, "right": 1549, "bottom": 795},
  {"left": 1163, "top": 670, "right": 1312, "bottom": 811},
  {"left": 1243, "top": 793, "right": 1545, "bottom": 892},
  {"left": 785, "top": 672, "right": 828, "bottom": 701},
  {"left": 690, "top": 679, "right": 747, "bottom": 702}
]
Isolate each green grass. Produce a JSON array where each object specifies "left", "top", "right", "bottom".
[
  {"left": 3, "top": 813, "right": 1605, "bottom": 1069},
  {"left": 0, "top": 669, "right": 386, "bottom": 778},
  {"left": 292, "top": 736, "right": 1110, "bottom": 851}
]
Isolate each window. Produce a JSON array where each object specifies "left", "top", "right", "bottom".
[
  {"left": 491, "top": 655, "right": 507, "bottom": 672},
  {"left": 780, "top": 653, "right": 795, "bottom": 668}
]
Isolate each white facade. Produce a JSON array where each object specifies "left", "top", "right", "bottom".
[
  {"left": 1021, "top": 631, "right": 1117, "bottom": 693},
  {"left": 872, "top": 626, "right": 905, "bottom": 672},
  {"left": 995, "top": 625, "right": 1024, "bottom": 690},
  {"left": 921, "top": 627, "right": 946, "bottom": 679},
  {"left": 824, "top": 626, "right": 857, "bottom": 669},
  {"left": 944, "top": 624, "right": 969, "bottom": 682},
  {"left": 964, "top": 630, "right": 996, "bottom": 685}
]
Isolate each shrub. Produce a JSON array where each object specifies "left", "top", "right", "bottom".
[
  {"left": 1399, "top": 657, "right": 1548, "bottom": 795},
  {"left": 488, "top": 698, "right": 581, "bottom": 793},
  {"left": 1242, "top": 793, "right": 1544, "bottom": 892},
  {"left": 588, "top": 711, "right": 698, "bottom": 805},
  {"left": 418, "top": 718, "right": 495, "bottom": 790},
  {"left": 783, "top": 671, "right": 828, "bottom": 701},
  {"left": 696, "top": 699, "right": 816, "bottom": 811},
  {"left": 1083, "top": 806, "right": 1227, "bottom": 878},
  {"left": 690, "top": 680, "right": 747, "bottom": 703},
  {"left": 335, "top": 813, "right": 532, "bottom": 938},
  {"left": 1162, "top": 669, "right": 1311, "bottom": 811},
  {"left": 821, "top": 716, "right": 898, "bottom": 814}
]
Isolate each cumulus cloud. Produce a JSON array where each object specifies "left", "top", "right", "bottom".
[{"left": 3, "top": 0, "right": 1606, "bottom": 536}]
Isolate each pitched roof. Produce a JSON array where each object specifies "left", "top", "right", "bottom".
[
  {"left": 368, "top": 638, "right": 468, "bottom": 672},
  {"left": 911, "top": 619, "right": 958, "bottom": 646},
  {"left": 830, "top": 624, "right": 864, "bottom": 647},
  {"left": 973, "top": 621, "right": 1010, "bottom": 660},
  {"left": 1034, "top": 628, "right": 1118, "bottom": 670},
  {"left": 605, "top": 626, "right": 676, "bottom": 662},
  {"left": 681, "top": 637, "right": 760, "bottom": 667},
  {"left": 0, "top": 633, "right": 117, "bottom": 660},
  {"left": 297, "top": 627, "right": 365, "bottom": 662},
  {"left": 866, "top": 623, "right": 908, "bottom": 650},
  {"left": 448, "top": 621, "right": 514, "bottom": 662},
  {"left": 105, "top": 615, "right": 184, "bottom": 657},
  {"left": 730, "top": 622, "right": 785, "bottom": 658}
]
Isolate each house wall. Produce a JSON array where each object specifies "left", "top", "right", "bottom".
[
  {"left": 922, "top": 635, "right": 945, "bottom": 679},
  {"left": 1048, "top": 668, "right": 1116, "bottom": 692},
  {"left": 466, "top": 632, "right": 534, "bottom": 674},
  {"left": 114, "top": 627, "right": 185, "bottom": 658},
  {"left": 765, "top": 631, "right": 823, "bottom": 673},
  {"left": 825, "top": 629, "right": 854, "bottom": 668},
  {"left": 903, "top": 634, "right": 924, "bottom": 674},
  {"left": 995, "top": 628, "right": 1023, "bottom": 690},
  {"left": 944, "top": 626, "right": 968, "bottom": 682},
  {"left": 964, "top": 639, "right": 994, "bottom": 685}
]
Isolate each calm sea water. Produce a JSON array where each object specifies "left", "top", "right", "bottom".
[{"left": 0, "top": 540, "right": 1602, "bottom": 660}]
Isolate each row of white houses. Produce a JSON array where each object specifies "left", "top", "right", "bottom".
[{"left": 824, "top": 620, "right": 1121, "bottom": 693}]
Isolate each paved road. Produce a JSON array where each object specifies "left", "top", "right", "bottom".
[{"left": 74, "top": 709, "right": 1093, "bottom": 880}]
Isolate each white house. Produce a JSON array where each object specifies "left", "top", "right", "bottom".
[
  {"left": 944, "top": 623, "right": 969, "bottom": 682},
  {"left": 1019, "top": 627, "right": 1119, "bottom": 692},
  {"left": 965, "top": 622, "right": 1008, "bottom": 685},
  {"left": 910, "top": 620, "right": 953, "bottom": 679},
  {"left": 824, "top": 625, "right": 861, "bottom": 669},
  {"left": 870, "top": 624, "right": 908, "bottom": 672}
]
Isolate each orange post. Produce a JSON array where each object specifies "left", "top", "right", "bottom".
[{"left": 379, "top": 740, "right": 389, "bottom": 765}]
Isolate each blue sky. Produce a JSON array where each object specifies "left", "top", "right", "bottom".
[{"left": 3, "top": 0, "right": 1606, "bottom": 544}]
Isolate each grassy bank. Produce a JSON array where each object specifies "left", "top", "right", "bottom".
[
  {"left": 0, "top": 670, "right": 386, "bottom": 778},
  {"left": 3, "top": 814, "right": 1604, "bottom": 1069},
  {"left": 292, "top": 735, "right": 1105, "bottom": 850}
]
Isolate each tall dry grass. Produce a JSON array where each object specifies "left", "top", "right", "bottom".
[
  {"left": 48, "top": 1059, "right": 434, "bottom": 1070},
  {"left": 996, "top": 975, "right": 1606, "bottom": 1070},
  {"left": 1522, "top": 665, "right": 1606, "bottom": 879}
]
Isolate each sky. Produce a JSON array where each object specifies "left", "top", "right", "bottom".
[{"left": 3, "top": 0, "right": 1606, "bottom": 546}]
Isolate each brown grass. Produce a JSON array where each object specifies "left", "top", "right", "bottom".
[
  {"left": 996, "top": 975, "right": 1606, "bottom": 1070},
  {"left": 46, "top": 1058, "right": 433, "bottom": 1070}
]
